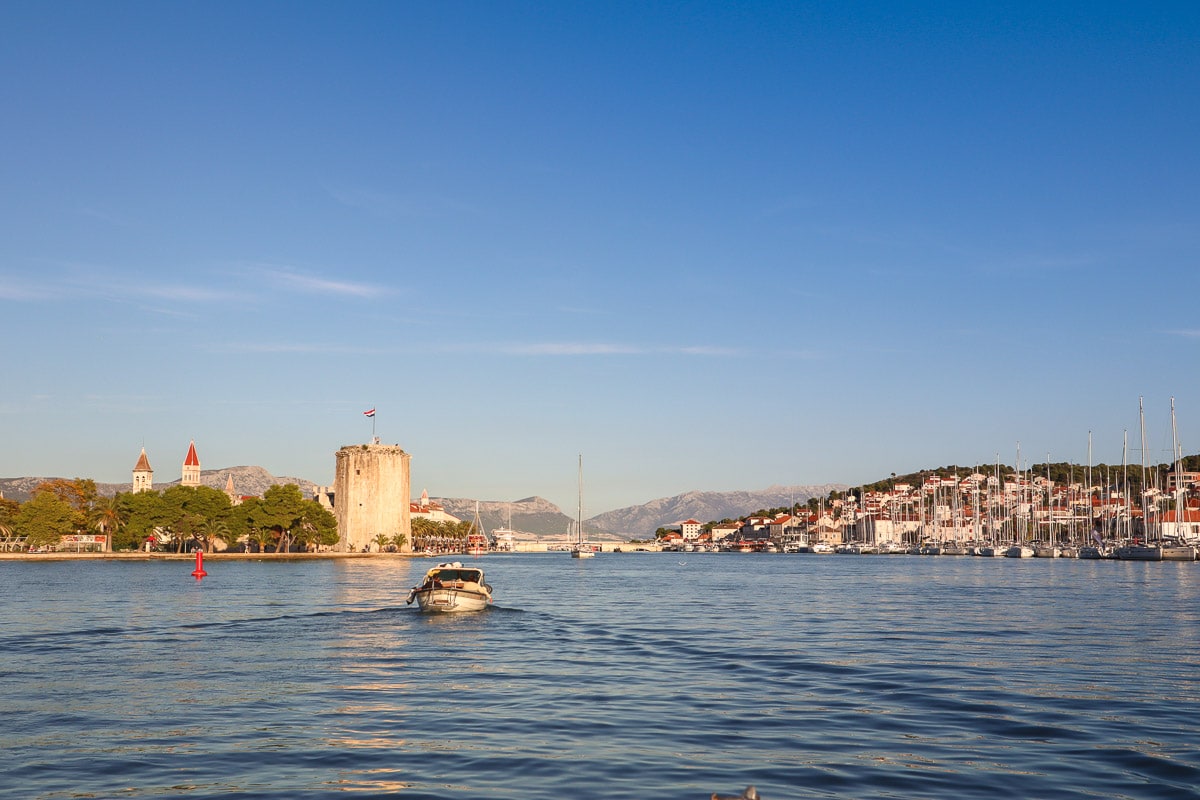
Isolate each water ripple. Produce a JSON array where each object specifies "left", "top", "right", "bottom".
[{"left": 2, "top": 555, "right": 1199, "bottom": 799}]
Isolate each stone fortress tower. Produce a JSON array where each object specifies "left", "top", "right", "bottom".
[
  {"left": 132, "top": 448, "right": 154, "bottom": 493},
  {"left": 182, "top": 441, "right": 201, "bottom": 487},
  {"left": 332, "top": 441, "right": 412, "bottom": 552}
]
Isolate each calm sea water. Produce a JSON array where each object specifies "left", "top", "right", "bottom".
[{"left": 2, "top": 554, "right": 1199, "bottom": 800}]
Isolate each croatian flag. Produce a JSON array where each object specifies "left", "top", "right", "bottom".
[{"left": 363, "top": 408, "right": 375, "bottom": 418}]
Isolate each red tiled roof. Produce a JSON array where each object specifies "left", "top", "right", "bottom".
[
  {"left": 133, "top": 448, "right": 152, "bottom": 472},
  {"left": 184, "top": 440, "right": 200, "bottom": 466}
]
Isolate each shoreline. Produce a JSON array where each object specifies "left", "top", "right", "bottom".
[
  {"left": 0, "top": 551, "right": 409, "bottom": 562},
  {"left": 0, "top": 541, "right": 653, "bottom": 561}
]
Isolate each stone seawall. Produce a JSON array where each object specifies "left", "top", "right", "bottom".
[{"left": 0, "top": 544, "right": 663, "bottom": 561}]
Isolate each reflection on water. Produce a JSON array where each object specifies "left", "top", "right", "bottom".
[{"left": 1, "top": 555, "right": 1199, "bottom": 799}]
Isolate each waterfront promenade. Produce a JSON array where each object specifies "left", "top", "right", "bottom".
[{"left": 0, "top": 540, "right": 657, "bottom": 561}]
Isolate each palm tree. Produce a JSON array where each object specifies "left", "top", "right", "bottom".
[
  {"left": 251, "top": 526, "right": 275, "bottom": 553},
  {"left": 389, "top": 532, "right": 408, "bottom": 552},
  {"left": 199, "top": 518, "right": 231, "bottom": 552},
  {"left": 411, "top": 517, "right": 436, "bottom": 552},
  {"left": 90, "top": 495, "right": 125, "bottom": 552},
  {"left": 372, "top": 532, "right": 390, "bottom": 552}
]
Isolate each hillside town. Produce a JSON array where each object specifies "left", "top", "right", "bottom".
[
  {"left": 657, "top": 465, "right": 1200, "bottom": 558},
  {"left": 4, "top": 439, "right": 1200, "bottom": 561}
]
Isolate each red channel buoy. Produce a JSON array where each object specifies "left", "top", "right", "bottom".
[{"left": 191, "top": 550, "right": 208, "bottom": 579}]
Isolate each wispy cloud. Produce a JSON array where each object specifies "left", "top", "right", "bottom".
[
  {"left": 502, "top": 342, "right": 644, "bottom": 356},
  {"left": 328, "top": 186, "right": 410, "bottom": 217},
  {"left": 8, "top": 260, "right": 246, "bottom": 307},
  {"left": 22, "top": 259, "right": 386, "bottom": 305},
  {"left": 327, "top": 185, "right": 478, "bottom": 219},
  {"left": 454, "top": 341, "right": 743, "bottom": 357},
  {"left": 1170, "top": 329, "right": 1200, "bottom": 338},
  {"left": 211, "top": 342, "right": 390, "bottom": 355},
  {"left": 139, "top": 284, "right": 237, "bottom": 302},
  {"left": 78, "top": 205, "right": 137, "bottom": 228},
  {"left": 262, "top": 268, "right": 387, "bottom": 299},
  {"left": 0, "top": 279, "right": 50, "bottom": 301}
]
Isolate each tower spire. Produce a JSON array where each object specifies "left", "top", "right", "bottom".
[
  {"left": 132, "top": 447, "right": 154, "bottom": 494},
  {"left": 182, "top": 440, "right": 201, "bottom": 487}
]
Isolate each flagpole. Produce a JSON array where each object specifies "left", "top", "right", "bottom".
[{"left": 363, "top": 407, "right": 377, "bottom": 442}]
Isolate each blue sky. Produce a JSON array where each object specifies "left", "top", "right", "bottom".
[{"left": 2, "top": 1, "right": 1197, "bottom": 515}]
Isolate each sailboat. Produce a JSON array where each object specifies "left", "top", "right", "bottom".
[
  {"left": 466, "top": 501, "right": 488, "bottom": 557},
  {"left": 570, "top": 454, "right": 595, "bottom": 559},
  {"left": 1118, "top": 399, "right": 1164, "bottom": 561},
  {"left": 491, "top": 502, "right": 516, "bottom": 552},
  {"left": 1161, "top": 398, "right": 1197, "bottom": 561},
  {"left": 1034, "top": 455, "right": 1060, "bottom": 557}
]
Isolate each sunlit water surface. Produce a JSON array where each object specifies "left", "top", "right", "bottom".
[{"left": 2, "top": 554, "right": 1198, "bottom": 799}]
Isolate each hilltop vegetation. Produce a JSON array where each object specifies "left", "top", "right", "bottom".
[
  {"left": 854, "top": 454, "right": 1200, "bottom": 498},
  {"left": 0, "top": 478, "right": 337, "bottom": 553}
]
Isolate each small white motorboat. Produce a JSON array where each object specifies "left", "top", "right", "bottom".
[{"left": 406, "top": 562, "right": 493, "bottom": 612}]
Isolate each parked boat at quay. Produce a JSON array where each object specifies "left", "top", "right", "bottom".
[
  {"left": 1161, "top": 543, "right": 1198, "bottom": 561},
  {"left": 1079, "top": 545, "right": 1112, "bottom": 559}
]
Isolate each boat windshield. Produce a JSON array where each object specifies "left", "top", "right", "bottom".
[{"left": 431, "top": 569, "right": 482, "bottom": 582}]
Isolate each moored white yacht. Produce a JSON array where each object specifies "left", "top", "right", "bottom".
[{"left": 570, "top": 455, "right": 595, "bottom": 559}]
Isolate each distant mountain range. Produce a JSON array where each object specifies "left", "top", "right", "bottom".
[
  {"left": 437, "top": 484, "right": 846, "bottom": 539},
  {"left": 1, "top": 468, "right": 845, "bottom": 539},
  {"left": 587, "top": 484, "right": 848, "bottom": 535}
]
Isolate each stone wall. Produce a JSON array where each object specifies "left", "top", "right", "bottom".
[{"left": 333, "top": 443, "right": 412, "bottom": 553}]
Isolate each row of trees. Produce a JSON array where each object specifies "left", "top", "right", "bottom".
[
  {"left": 0, "top": 478, "right": 339, "bottom": 553},
  {"left": 410, "top": 517, "right": 482, "bottom": 552}
]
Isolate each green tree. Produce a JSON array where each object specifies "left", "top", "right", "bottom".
[
  {"left": 0, "top": 496, "right": 21, "bottom": 527},
  {"left": 230, "top": 484, "right": 319, "bottom": 553},
  {"left": 160, "top": 486, "right": 234, "bottom": 551},
  {"left": 34, "top": 478, "right": 98, "bottom": 516},
  {"left": 292, "top": 502, "right": 338, "bottom": 552},
  {"left": 258, "top": 484, "right": 309, "bottom": 552},
  {"left": 90, "top": 495, "right": 125, "bottom": 550},
  {"left": 372, "top": 532, "right": 390, "bottom": 552},
  {"left": 411, "top": 517, "right": 437, "bottom": 551},
  {"left": 226, "top": 497, "right": 261, "bottom": 550},
  {"left": 250, "top": 524, "right": 276, "bottom": 552},
  {"left": 15, "top": 491, "right": 77, "bottom": 549},
  {"left": 390, "top": 532, "right": 408, "bottom": 551},
  {"left": 198, "top": 517, "right": 233, "bottom": 551},
  {"left": 119, "top": 491, "right": 169, "bottom": 550},
  {"left": 0, "top": 497, "right": 19, "bottom": 549}
]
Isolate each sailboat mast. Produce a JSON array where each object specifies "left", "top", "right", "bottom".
[
  {"left": 1171, "top": 397, "right": 1182, "bottom": 540},
  {"left": 1139, "top": 396, "right": 1149, "bottom": 541},
  {"left": 577, "top": 454, "right": 583, "bottom": 545},
  {"left": 1046, "top": 455, "right": 1052, "bottom": 547},
  {"left": 1087, "top": 430, "right": 1093, "bottom": 529},
  {"left": 1123, "top": 430, "right": 1130, "bottom": 541}
]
